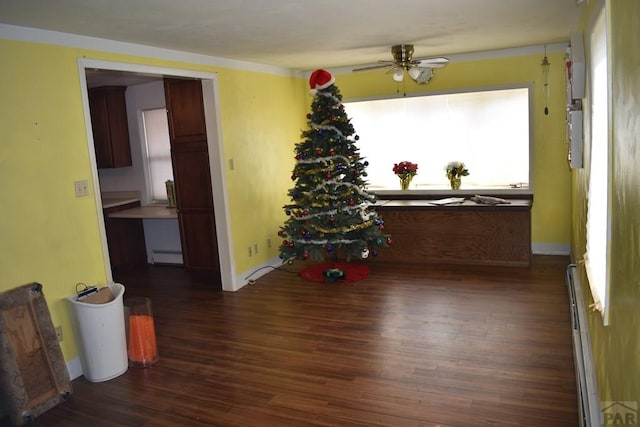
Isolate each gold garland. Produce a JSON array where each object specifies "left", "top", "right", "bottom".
[
  {"left": 295, "top": 191, "right": 352, "bottom": 205},
  {"left": 309, "top": 219, "right": 375, "bottom": 234}
]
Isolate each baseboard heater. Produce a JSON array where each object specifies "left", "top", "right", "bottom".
[
  {"left": 566, "top": 264, "right": 601, "bottom": 427},
  {"left": 151, "top": 249, "right": 183, "bottom": 265}
]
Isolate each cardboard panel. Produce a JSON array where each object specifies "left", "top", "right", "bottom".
[{"left": 0, "top": 283, "right": 72, "bottom": 426}]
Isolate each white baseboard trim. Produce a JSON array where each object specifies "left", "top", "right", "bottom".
[
  {"left": 235, "top": 257, "right": 286, "bottom": 291},
  {"left": 66, "top": 357, "right": 83, "bottom": 380},
  {"left": 532, "top": 243, "right": 570, "bottom": 255}
]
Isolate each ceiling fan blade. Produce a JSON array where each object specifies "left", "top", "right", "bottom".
[
  {"left": 415, "top": 57, "right": 450, "bottom": 68},
  {"left": 353, "top": 63, "right": 394, "bottom": 72},
  {"left": 384, "top": 65, "right": 402, "bottom": 74}
]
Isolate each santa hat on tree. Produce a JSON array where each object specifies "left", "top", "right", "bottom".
[{"left": 308, "top": 69, "right": 335, "bottom": 94}]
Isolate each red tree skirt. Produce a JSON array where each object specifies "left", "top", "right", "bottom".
[{"left": 300, "top": 262, "right": 370, "bottom": 283}]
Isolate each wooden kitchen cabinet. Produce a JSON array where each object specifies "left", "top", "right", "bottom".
[
  {"left": 88, "top": 86, "right": 132, "bottom": 168},
  {"left": 164, "top": 78, "right": 221, "bottom": 280},
  {"left": 103, "top": 202, "right": 147, "bottom": 273}
]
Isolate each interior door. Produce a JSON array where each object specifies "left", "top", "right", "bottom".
[{"left": 164, "top": 78, "right": 221, "bottom": 282}]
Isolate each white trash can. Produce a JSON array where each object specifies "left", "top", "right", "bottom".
[{"left": 66, "top": 283, "right": 128, "bottom": 382}]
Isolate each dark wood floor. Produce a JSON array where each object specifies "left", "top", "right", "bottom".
[{"left": 23, "top": 257, "right": 578, "bottom": 426}]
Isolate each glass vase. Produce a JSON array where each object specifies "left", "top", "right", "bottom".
[
  {"left": 399, "top": 174, "right": 413, "bottom": 190},
  {"left": 125, "top": 297, "right": 159, "bottom": 368},
  {"left": 450, "top": 177, "right": 461, "bottom": 190}
]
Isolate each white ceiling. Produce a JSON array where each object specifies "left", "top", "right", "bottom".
[{"left": 0, "top": 0, "right": 582, "bottom": 71}]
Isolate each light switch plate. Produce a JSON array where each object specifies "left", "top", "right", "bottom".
[{"left": 74, "top": 180, "right": 89, "bottom": 197}]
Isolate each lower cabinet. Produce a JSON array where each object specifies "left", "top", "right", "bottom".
[
  {"left": 374, "top": 200, "right": 532, "bottom": 267},
  {"left": 103, "top": 202, "right": 147, "bottom": 273}
]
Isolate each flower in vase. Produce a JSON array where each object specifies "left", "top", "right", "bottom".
[
  {"left": 445, "top": 161, "right": 469, "bottom": 180},
  {"left": 393, "top": 161, "right": 418, "bottom": 179}
]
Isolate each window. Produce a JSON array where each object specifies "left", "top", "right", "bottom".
[
  {"left": 584, "top": 7, "right": 610, "bottom": 324},
  {"left": 142, "top": 108, "right": 173, "bottom": 202},
  {"left": 344, "top": 86, "right": 531, "bottom": 191}
]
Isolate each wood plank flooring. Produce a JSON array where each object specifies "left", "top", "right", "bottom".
[{"left": 14, "top": 257, "right": 578, "bottom": 426}]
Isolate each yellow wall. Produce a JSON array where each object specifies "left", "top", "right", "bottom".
[
  {"left": 571, "top": 0, "right": 640, "bottom": 408},
  {"left": 0, "top": 30, "right": 578, "bottom": 369},
  {"left": 219, "top": 70, "right": 306, "bottom": 273},
  {"left": 220, "top": 71, "right": 306, "bottom": 272},
  {"left": 0, "top": 37, "right": 305, "bottom": 361},
  {"left": 335, "top": 51, "right": 572, "bottom": 247}
]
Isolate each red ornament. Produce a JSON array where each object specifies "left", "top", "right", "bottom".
[
  {"left": 329, "top": 149, "right": 336, "bottom": 156},
  {"left": 277, "top": 230, "right": 284, "bottom": 236},
  {"left": 378, "top": 225, "right": 385, "bottom": 230},
  {"left": 303, "top": 209, "right": 309, "bottom": 215},
  {"left": 306, "top": 113, "right": 311, "bottom": 119},
  {"left": 326, "top": 172, "right": 332, "bottom": 179},
  {"left": 315, "top": 148, "right": 323, "bottom": 156},
  {"left": 386, "top": 237, "right": 393, "bottom": 245},
  {"left": 302, "top": 251, "right": 309, "bottom": 260},
  {"left": 291, "top": 174, "right": 296, "bottom": 180},
  {"left": 288, "top": 241, "right": 295, "bottom": 247},
  {"left": 329, "top": 215, "right": 336, "bottom": 222},
  {"left": 348, "top": 199, "right": 355, "bottom": 206},
  {"left": 282, "top": 240, "right": 289, "bottom": 246}
]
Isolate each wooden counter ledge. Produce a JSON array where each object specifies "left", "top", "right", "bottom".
[{"left": 108, "top": 205, "right": 178, "bottom": 219}]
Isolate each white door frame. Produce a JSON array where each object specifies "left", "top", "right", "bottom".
[{"left": 77, "top": 58, "right": 237, "bottom": 291}]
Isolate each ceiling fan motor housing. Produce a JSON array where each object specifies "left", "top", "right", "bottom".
[{"left": 391, "top": 45, "right": 415, "bottom": 65}]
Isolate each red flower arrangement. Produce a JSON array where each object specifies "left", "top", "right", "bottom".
[{"left": 392, "top": 161, "right": 418, "bottom": 177}]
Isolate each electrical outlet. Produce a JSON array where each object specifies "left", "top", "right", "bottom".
[
  {"left": 267, "top": 238, "right": 272, "bottom": 248},
  {"left": 254, "top": 243, "right": 258, "bottom": 255},
  {"left": 248, "top": 246, "right": 252, "bottom": 257},
  {"left": 74, "top": 180, "right": 89, "bottom": 197},
  {"left": 55, "top": 325, "right": 63, "bottom": 342}
]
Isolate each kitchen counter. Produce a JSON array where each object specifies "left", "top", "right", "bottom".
[
  {"left": 108, "top": 205, "right": 177, "bottom": 219},
  {"left": 101, "top": 191, "right": 141, "bottom": 209},
  {"left": 101, "top": 191, "right": 177, "bottom": 219}
]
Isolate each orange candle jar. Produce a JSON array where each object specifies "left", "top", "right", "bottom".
[{"left": 125, "top": 297, "right": 159, "bottom": 368}]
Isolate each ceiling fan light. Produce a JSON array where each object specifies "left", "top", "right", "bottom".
[
  {"left": 392, "top": 69, "right": 404, "bottom": 82},
  {"left": 414, "top": 67, "right": 434, "bottom": 84},
  {"left": 407, "top": 67, "right": 421, "bottom": 80}
]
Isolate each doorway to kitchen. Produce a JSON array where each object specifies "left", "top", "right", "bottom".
[{"left": 78, "top": 59, "right": 236, "bottom": 292}]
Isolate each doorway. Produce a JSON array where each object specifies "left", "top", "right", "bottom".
[{"left": 78, "top": 59, "right": 236, "bottom": 291}]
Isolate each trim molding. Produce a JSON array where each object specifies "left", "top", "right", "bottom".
[
  {"left": 236, "top": 257, "right": 286, "bottom": 291},
  {"left": 329, "top": 42, "right": 569, "bottom": 76},
  {"left": 0, "top": 23, "right": 301, "bottom": 78},
  {"left": 66, "top": 357, "right": 83, "bottom": 380},
  {"left": 2, "top": 23, "right": 566, "bottom": 79}
]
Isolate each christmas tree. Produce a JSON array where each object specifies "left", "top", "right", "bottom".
[{"left": 278, "top": 69, "right": 391, "bottom": 266}]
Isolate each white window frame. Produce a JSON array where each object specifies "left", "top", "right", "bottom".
[
  {"left": 344, "top": 84, "right": 534, "bottom": 196},
  {"left": 141, "top": 108, "right": 174, "bottom": 204},
  {"left": 583, "top": 5, "right": 611, "bottom": 325}
]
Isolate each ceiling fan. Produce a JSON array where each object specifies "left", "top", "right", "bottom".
[{"left": 353, "top": 44, "right": 449, "bottom": 84}]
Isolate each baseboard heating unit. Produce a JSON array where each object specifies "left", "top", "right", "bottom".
[
  {"left": 151, "top": 249, "right": 183, "bottom": 265},
  {"left": 566, "top": 264, "right": 601, "bottom": 427}
]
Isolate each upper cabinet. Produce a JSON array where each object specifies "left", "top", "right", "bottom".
[
  {"left": 89, "top": 86, "right": 132, "bottom": 168},
  {"left": 163, "top": 79, "right": 207, "bottom": 144}
]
